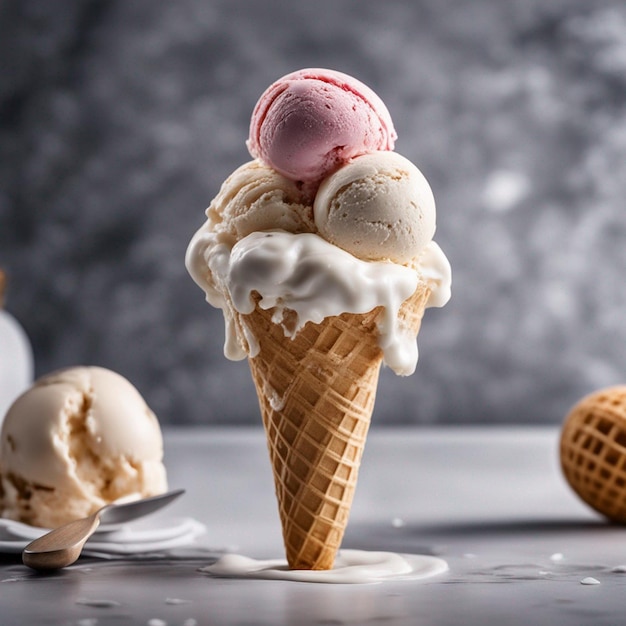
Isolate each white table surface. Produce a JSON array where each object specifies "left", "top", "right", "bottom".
[{"left": 1, "top": 426, "right": 623, "bottom": 626}]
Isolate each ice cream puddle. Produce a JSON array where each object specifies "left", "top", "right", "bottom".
[
  {"left": 186, "top": 229, "right": 450, "bottom": 376},
  {"left": 200, "top": 549, "right": 448, "bottom": 584}
]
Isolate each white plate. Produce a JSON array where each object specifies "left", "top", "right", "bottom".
[{"left": 0, "top": 516, "right": 206, "bottom": 555}]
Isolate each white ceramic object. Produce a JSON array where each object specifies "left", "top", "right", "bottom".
[{"left": 0, "top": 309, "right": 34, "bottom": 425}]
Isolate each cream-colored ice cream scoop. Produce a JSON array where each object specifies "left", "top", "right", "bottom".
[
  {"left": 203, "top": 159, "right": 315, "bottom": 246},
  {"left": 313, "top": 151, "right": 437, "bottom": 264},
  {"left": 0, "top": 366, "right": 168, "bottom": 528},
  {"left": 185, "top": 160, "right": 316, "bottom": 312}
]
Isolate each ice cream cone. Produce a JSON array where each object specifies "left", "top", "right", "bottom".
[{"left": 240, "top": 282, "right": 432, "bottom": 570}]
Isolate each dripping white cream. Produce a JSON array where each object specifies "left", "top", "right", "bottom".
[{"left": 186, "top": 229, "right": 451, "bottom": 375}]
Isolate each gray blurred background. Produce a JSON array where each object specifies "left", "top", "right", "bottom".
[{"left": 1, "top": 0, "right": 625, "bottom": 426}]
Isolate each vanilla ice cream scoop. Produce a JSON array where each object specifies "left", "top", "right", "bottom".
[
  {"left": 186, "top": 159, "right": 316, "bottom": 315},
  {"left": 0, "top": 366, "right": 167, "bottom": 528},
  {"left": 313, "top": 151, "right": 437, "bottom": 264},
  {"left": 205, "top": 160, "right": 316, "bottom": 247}
]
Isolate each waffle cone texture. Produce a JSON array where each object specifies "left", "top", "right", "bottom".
[
  {"left": 240, "top": 282, "right": 431, "bottom": 570},
  {"left": 561, "top": 386, "right": 626, "bottom": 522}
]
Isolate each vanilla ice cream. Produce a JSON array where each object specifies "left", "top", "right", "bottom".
[
  {"left": 186, "top": 159, "right": 316, "bottom": 315},
  {"left": 204, "top": 160, "right": 315, "bottom": 246},
  {"left": 0, "top": 366, "right": 167, "bottom": 528},
  {"left": 313, "top": 151, "right": 437, "bottom": 264}
]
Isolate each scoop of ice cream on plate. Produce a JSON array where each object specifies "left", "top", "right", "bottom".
[{"left": 0, "top": 366, "right": 167, "bottom": 528}]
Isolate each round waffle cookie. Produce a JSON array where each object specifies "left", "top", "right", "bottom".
[{"left": 560, "top": 386, "right": 626, "bottom": 522}]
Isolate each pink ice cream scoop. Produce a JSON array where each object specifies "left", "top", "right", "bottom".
[{"left": 247, "top": 68, "right": 397, "bottom": 190}]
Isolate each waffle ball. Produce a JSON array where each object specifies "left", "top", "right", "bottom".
[{"left": 560, "top": 386, "right": 626, "bottom": 522}]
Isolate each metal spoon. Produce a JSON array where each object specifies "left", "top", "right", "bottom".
[{"left": 22, "top": 489, "right": 185, "bottom": 570}]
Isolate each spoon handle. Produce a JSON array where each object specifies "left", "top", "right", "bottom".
[{"left": 22, "top": 512, "right": 102, "bottom": 570}]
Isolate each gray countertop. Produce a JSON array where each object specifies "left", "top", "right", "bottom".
[{"left": 1, "top": 426, "right": 624, "bottom": 626}]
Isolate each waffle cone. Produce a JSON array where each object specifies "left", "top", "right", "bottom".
[{"left": 239, "top": 282, "right": 432, "bottom": 570}]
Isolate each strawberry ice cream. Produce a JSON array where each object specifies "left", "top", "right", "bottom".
[{"left": 247, "top": 68, "right": 397, "bottom": 194}]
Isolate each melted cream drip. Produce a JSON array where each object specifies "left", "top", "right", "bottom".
[
  {"left": 200, "top": 549, "right": 448, "bottom": 584},
  {"left": 186, "top": 229, "right": 451, "bottom": 375}
]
